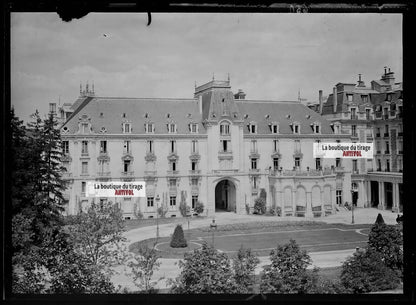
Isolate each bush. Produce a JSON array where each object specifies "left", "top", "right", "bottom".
[
  {"left": 368, "top": 222, "right": 403, "bottom": 275},
  {"left": 170, "top": 225, "right": 187, "bottom": 248},
  {"left": 267, "top": 205, "right": 281, "bottom": 216},
  {"left": 194, "top": 201, "right": 204, "bottom": 214},
  {"left": 179, "top": 201, "right": 190, "bottom": 217},
  {"left": 253, "top": 198, "right": 266, "bottom": 215},
  {"left": 260, "top": 239, "right": 318, "bottom": 293},
  {"left": 340, "top": 249, "right": 400, "bottom": 293}
]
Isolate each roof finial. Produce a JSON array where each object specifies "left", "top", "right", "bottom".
[
  {"left": 212, "top": 73, "right": 215, "bottom": 81},
  {"left": 227, "top": 73, "right": 230, "bottom": 82},
  {"left": 86, "top": 80, "right": 89, "bottom": 93},
  {"left": 92, "top": 81, "right": 95, "bottom": 94},
  {"left": 194, "top": 81, "right": 197, "bottom": 88},
  {"left": 358, "top": 74, "right": 362, "bottom": 82},
  {"left": 80, "top": 82, "right": 82, "bottom": 94}
]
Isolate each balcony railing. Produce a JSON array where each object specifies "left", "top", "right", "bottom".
[
  {"left": 350, "top": 115, "right": 358, "bottom": 120},
  {"left": 96, "top": 171, "right": 111, "bottom": 177},
  {"left": 81, "top": 151, "right": 89, "bottom": 156},
  {"left": 189, "top": 170, "right": 201, "bottom": 175},
  {"left": 390, "top": 110, "right": 396, "bottom": 117},
  {"left": 383, "top": 114, "right": 389, "bottom": 120},
  {"left": 144, "top": 170, "right": 157, "bottom": 176},
  {"left": 167, "top": 170, "right": 179, "bottom": 176},
  {"left": 269, "top": 168, "right": 335, "bottom": 177},
  {"left": 121, "top": 171, "right": 134, "bottom": 176}
]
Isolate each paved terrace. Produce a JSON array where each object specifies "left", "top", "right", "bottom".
[{"left": 112, "top": 208, "right": 399, "bottom": 291}]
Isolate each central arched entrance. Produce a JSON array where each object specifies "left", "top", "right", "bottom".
[{"left": 215, "top": 180, "right": 236, "bottom": 212}]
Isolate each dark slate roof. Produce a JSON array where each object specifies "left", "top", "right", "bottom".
[
  {"left": 200, "top": 89, "right": 240, "bottom": 121},
  {"left": 235, "top": 100, "right": 334, "bottom": 134},
  {"left": 62, "top": 97, "right": 205, "bottom": 134}
]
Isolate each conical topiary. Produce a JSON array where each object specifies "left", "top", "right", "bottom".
[
  {"left": 375, "top": 213, "right": 385, "bottom": 225},
  {"left": 170, "top": 224, "right": 188, "bottom": 248}
]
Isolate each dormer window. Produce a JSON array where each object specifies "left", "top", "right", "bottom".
[
  {"left": 220, "top": 123, "right": 230, "bottom": 135},
  {"left": 292, "top": 122, "right": 300, "bottom": 134},
  {"left": 270, "top": 123, "right": 279, "bottom": 134},
  {"left": 122, "top": 123, "right": 131, "bottom": 133},
  {"left": 145, "top": 122, "right": 154, "bottom": 133},
  {"left": 81, "top": 123, "right": 89, "bottom": 133},
  {"left": 248, "top": 122, "right": 257, "bottom": 134},
  {"left": 347, "top": 94, "right": 353, "bottom": 102},
  {"left": 312, "top": 122, "right": 321, "bottom": 134},
  {"left": 189, "top": 123, "right": 198, "bottom": 133},
  {"left": 167, "top": 123, "right": 177, "bottom": 133},
  {"left": 122, "top": 113, "right": 126, "bottom": 118},
  {"left": 362, "top": 95, "right": 368, "bottom": 103}
]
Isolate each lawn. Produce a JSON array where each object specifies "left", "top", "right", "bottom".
[
  {"left": 130, "top": 222, "right": 371, "bottom": 258},
  {"left": 123, "top": 216, "right": 206, "bottom": 231}
]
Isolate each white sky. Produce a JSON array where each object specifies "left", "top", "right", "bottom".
[{"left": 11, "top": 13, "right": 402, "bottom": 121}]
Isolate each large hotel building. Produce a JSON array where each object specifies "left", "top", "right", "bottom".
[{"left": 55, "top": 70, "right": 402, "bottom": 219}]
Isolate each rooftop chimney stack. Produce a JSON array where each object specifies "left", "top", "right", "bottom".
[
  {"left": 333, "top": 86, "right": 337, "bottom": 113},
  {"left": 319, "top": 90, "right": 323, "bottom": 114},
  {"left": 357, "top": 74, "right": 365, "bottom": 87},
  {"left": 49, "top": 102, "right": 56, "bottom": 115},
  {"left": 234, "top": 89, "right": 246, "bottom": 100}
]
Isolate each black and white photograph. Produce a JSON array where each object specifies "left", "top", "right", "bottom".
[{"left": 6, "top": 7, "right": 412, "bottom": 300}]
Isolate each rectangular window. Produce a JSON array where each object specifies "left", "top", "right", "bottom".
[
  {"left": 347, "top": 94, "right": 353, "bottom": 102},
  {"left": 362, "top": 95, "right": 368, "bottom": 103},
  {"left": 273, "top": 158, "right": 279, "bottom": 171},
  {"left": 62, "top": 141, "right": 69, "bottom": 154},
  {"left": 385, "top": 141, "right": 390, "bottom": 153},
  {"left": 272, "top": 124, "right": 278, "bottom": 134},
  {"left": 100, "top": 141, "right": 107, "bottom": 153},
  {"left": 168, "top": 123, "right": 176, "bottom": 133},
  {"left": 145, "top": 123, "right": 154, "bottom": 133},
  {"left": 81, "top": 141, "right": 88, "bottom": 154},
  {"left": 221, "top": 140, "right": 229, "bottom": 152},
  {"left": 351, "top": 108, "right": 357, "bottom": 118},
  {"left": 124, "top": 140, "right": 130, "bottom": 153},
  {"left": 250, "top": 124, "right": 256, "bottom": 134},
  {"left": 192, "top": 195, "right": 198, "bottom": 209},
  {"left": 294, "top": 124, "right": 299, "bottom": 134},
  {"left": 386, "top": 159, "right": 390, "bottom": 172},
  {"left": 191, "top": 161, "right": 196, "bottom": 171},
  {"left": 294, "top": 140, "right": 301, "bottom": 152},
  {"left": 147, "top": 197, "right": 154, "bottom": 207},
  {"left": 191, "top": 178, "right": 198, "bottom": 186},
  {"left": 124, "top": 160, "right": 130, "bottom": 173},
  {"left": 366, "top": 109, "right": 371, "bottom": 120},
  {"left": 295, "top": 157, "right": 300, "bottom": 168},
  {"left": 336, "top": 158, "right": 341, "bottom": 167},
  {"left": 378, "top": 159, "right": 382, "bottom": 171},
  {"left": 251, "top": 158, "right": 257, "bottom": 170},
  {"left": 172, "top": 161, "right": 176, "bottom": 171},
  {"left": 82, "top": 123, "right": 88, "bottom": 133},
  {"left": 82, "top": 161, "right": 88, "bottom": 174},
  {"left": 315, "top": 158, "right": 321, "bottom": 170},
  {"left": 351, "top": 125, "right": 357, "bottom": 137},
  {"left": 220, "top": 124, "right": 230, "bottom": 135},
  {"left": 170, "top": 140, "right": 176, "bottom": 153},
  {"left": 170, "top": 179, "right": 176, "bottom": 188},
  {"left": 170, "top": 196, "right": 176, "bottom": 206},
  {"left": 81, "top": 181, "right": 86, "bottom": 194},
  {"left": 123, "top": 123, "right": 131, "bottom": 133},
  {"left": 336, "top": 190, "right": 342, "bottom": 205},
  {"left": 191, "top": 140, "right": 197, "bottom": 153},
  {"left": 273, "top": 140, "right": 279, "bottom": 152},
  {"left": 148, "top": 140, "right": 153, "bottom": 153},
  {"left": 315, "top": 125, "right": 320, "bottom": 134},
  {"left": 352, "top": 159, "right": 358, "bottom": 173},
  {"left": 190, "top": 124, "right": 198, "bottom": 133},
  {"left": 252, "top": 176, "right": 257, "bottom": 189}
]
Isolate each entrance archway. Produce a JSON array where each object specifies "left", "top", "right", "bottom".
[{"left": 215, "top": 180, "right": 236, "bottom": 212}]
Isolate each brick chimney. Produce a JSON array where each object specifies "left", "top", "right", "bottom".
[{"left": 333, "top": 86, "right": 337, "bottom": 113}]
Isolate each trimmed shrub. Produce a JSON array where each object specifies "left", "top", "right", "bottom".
[
  {"left": 157, "top": 205, "right": 168, "bottom": 218},
  {"left": 194, "top": 201, "right": 204, "bottom": 215},
  {"left": 170, "top": 225, "right": 187, "bottom": 248},
  {"left": 253, "top": 197, "right": 266, "bottom": 215},
  {"left": 340, "top": 249, "right": 400, "bottom": 293},
  {"left": 375, "top": 213, "right": 385, "bottom": 225}
]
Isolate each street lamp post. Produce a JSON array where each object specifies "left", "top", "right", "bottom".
[
  {"left": 210, "top": 218, "right": 217, "bottom": 248},
  {"left": 155, "top": 194, "right": 160, "bottom": 240},
  {"left": 351, "top": 187, "right": 358, "bottom": 224}
]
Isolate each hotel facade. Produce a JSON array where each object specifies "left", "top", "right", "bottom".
[{"left": 57, "top": 78, "right": 362, "bottom": 219}]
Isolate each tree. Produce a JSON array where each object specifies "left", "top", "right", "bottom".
[
  {"left": 233, "top": 246, "right": 260, "bottom": 293},
  {"left": 194, "top": 201, "right": 204, "bottom": 214},
  {"left": 368, "top": 222, "right": 403, "bottom": 275},
  {"left": 127, "top": 245, "right": 162, "bottom": 293},
  {"left": 170, "top": 225, "right": 187, "bottom": 248},
  {"left": 340, "top": 249, "right": 400, "bottom": 293},
  {"left": 260, "top": 239, "right": 318, "bottom": 293},
  {"left": 67, "top": 201, "right": 127, "bottom": 273},
  {"left": 169, "top": 242, "right": 239, "bottom": 293}
]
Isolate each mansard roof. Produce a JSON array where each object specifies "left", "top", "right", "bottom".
[
  {"left": 62, "top": 97, "right": 204, "bottom": 135},
  {"left": 236, "top": 100, "right": 334, "bottom": 134}
]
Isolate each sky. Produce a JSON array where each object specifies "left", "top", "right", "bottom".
[{"left": 11, "top": 13, "right": 402, "bottom": 121}]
